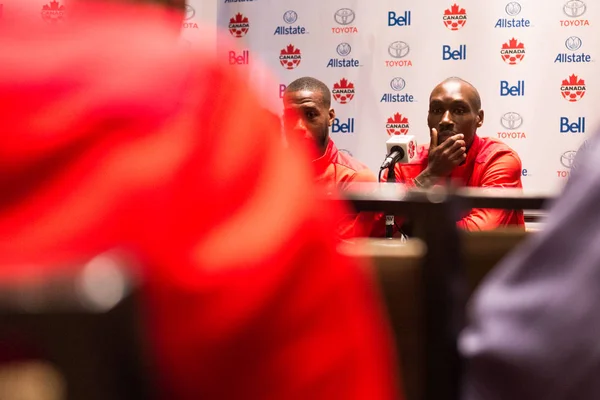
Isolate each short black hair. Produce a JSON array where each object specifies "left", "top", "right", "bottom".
[
  {"left": 435, "top": 76, "right": 482, "bottom": 111},
  {"left": 285, "top": 77, "right": 331, "bottom": 108}
]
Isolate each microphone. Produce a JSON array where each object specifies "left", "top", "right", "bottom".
[
  {"left": 380, "top": 135, "right": 417, "bottom": 170},
  {"left": 379, "top": 135, "right": 417, "bottom": 239}
]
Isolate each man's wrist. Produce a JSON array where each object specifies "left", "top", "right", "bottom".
[{"left": 414, "top": 169, "right": 436, "bottom": 188}]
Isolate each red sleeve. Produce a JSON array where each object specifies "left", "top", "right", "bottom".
[
  {"left": 143, "top": 60, "right": 401, "bottom": 400},
  {"left": 339, "top": 169, "right": 381, "bottom": 239},
  {"left": 457, "top": 152, "right": 524, "bottom": 231}
]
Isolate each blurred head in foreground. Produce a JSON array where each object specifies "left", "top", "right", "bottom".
[{"left": 0, "top": 2, "right": 400, "bottom": 400}]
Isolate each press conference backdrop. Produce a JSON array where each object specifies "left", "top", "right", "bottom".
[
  {"left": 4, "top": 0, "right": 595, "bottom": 193},
  {"left": 209, "top": 0, "right": 598, "bottom": 194}
]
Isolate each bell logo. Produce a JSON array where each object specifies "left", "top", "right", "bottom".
[
  {"left": 443, "top": 4, "right": 467, "bottom": 31},
  {"left": 442, "top": 44, "right": 467, "bottom": 60},
  {"left": 388, "top": 11, "right": 411, "bottom": 26},
  {"left": 501, "top": 38, "right": 525, "bottom": 65},
  {"left": 331, "top": 118, "right": 355, "bottom": 134},
  {"left": 229, "top": 13, "right": 250, "bottom": 38},
  {"left": 500, "top": 80, "right": 525, "bottom": 96},
  {"left": 560, "top": 117, "right": 586, "bottom": 133},
  {"left": 560, "top": 74, "right": 586, "bottom": 102},
  {"left": 279, "top": 44, "right": 301, "bottom": 70},
  {"left": 332, "top": 78, "right": 355, "bottom": 104},
  {"left": 229, "top": 50, "right": 249, "bottom": 65},
  {"left": 41, "top": 0, "right": 65, "bottom": 23},
  {"left": 386, "top": 113, "right": 410, "bottom": 136},
  {"left": 279, "top": 84, "right": 287, "bottom": 99}
]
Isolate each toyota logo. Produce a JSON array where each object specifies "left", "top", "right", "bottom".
[
  {"left": 505, "top": 2, "right": 522, "bottom": 16},
  {"left": 500, "top": 112, "right": 523, "bottom": 130},
  {"left": 563, "top": 0, "right": 586, "bottom": 17},
  {"left": 334, "top": 8, "right": 356, "bottom": 25},
  {"left": 390, "top": 77, "right": 406, "bottom": 91},
  {"left": 565, "top": 36, "right": 582, "bottom": 51},
  {"left": 336, "top": 42, "right": 352, "bottom": 57},
  {"left": 283, "top": 10, "right": 298, "bottom": 24},
  {"left": 388, "top": 41, "right": 410, "bottom": 58},
  {"left": 560, "top": 150, "right": 577, "bottom": 169},
  {"left": 184, "top": 5, "right": 195, "bottom": 20}
]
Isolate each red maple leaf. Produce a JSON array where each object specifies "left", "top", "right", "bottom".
[
  {"left": 42, "top": 0, "right": 63, "bottom": 10},
  {"left": 387, "top": 113, "right": 408, "bottom": 124},
  {"left": 502, "top": 38, "right": 524, "bottom": 49},
  {"left": 230, "top": 13, "right": 248, "bottom": 24},
  {"left": 445, "top": 4, "right": 466, "bottom": 15},
  {"left": 283, "top": 44, "right": 300, "bottom": 55},
  {"left": 562, "top": 74, "right": 585, "bottom": 86},
  {"left": 334, "top": 78, "right": 354, "bottom": 89}
]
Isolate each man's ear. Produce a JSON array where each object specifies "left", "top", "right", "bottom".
[
  {"left": 476, "top": 110, "right": 484, "bottom": 127},
  {"left": 328, "top": 108, "right": 336, "bottom": 126}
]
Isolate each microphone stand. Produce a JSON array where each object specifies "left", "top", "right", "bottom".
[{"left": 385, "top": 162, "right": 397, "bottom": 239}]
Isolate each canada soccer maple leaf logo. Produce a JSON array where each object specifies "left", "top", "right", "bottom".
[
  {"left": 501, "top": 38, "right": 525, "bottom": 65},
  {"left": 229, "top": 13, "right": 249, "bottom": 38},
  {"left": 41, "top": 0, "right": 65, "bottom": 23},
  {"left": 385, "top": 113, "right": 410, "bottom": 136},
  {"left": 560, "top": 74, "right": 586, "bottom": 102},
  {"left": 332, "top": 78, "right": 355, "bottom": 104},
  {"left": 443, "top": 4, "right": 467, "bottom": 31},
  {"left": 279, "top": 44, "right": 302, "bottom": 70},
  {"left": 408, "top": 140, "right": 416, "bottom": 159}
]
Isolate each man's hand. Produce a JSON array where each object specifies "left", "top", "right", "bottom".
[
  {"left": 425, "top": 128, "right": 466, "bottom": 177},
  {"left": 413, "top": 128, "right": 466, "bottom": 188}
]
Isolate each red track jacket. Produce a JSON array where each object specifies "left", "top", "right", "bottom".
[
  {"left": 0, "top": 4, "right": 400, "bottom": 399},
  {"left": 382, "top": 135, "right": 525, "bottom": 231},
  {"left": 313, "top": 140, "right": 378, "bottom": 238}
]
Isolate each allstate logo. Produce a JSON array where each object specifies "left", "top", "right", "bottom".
[
  {"left": 388, "top": 41, "right": 410, "bottom": 58},
  {"left": 334, "top": 8, "right": 355, "bottom": 25},
  {"left": 500, "top": 112, "right": 523, "bottom": 130},
  {"left": 283, "top": 10, "right": 298, "bottom": 24},
  {"left": 390, "top": 77, "right": 406, "bottom": 91},
  {"left": 336, "top": 42, "right": 352, "bottom": 56},
  {"left": 563, "top": 0, "right": 586, "bottom": 17},
  {"left": 561, "top": 150, "right": 577, "bottom": 169},
  {"left": 565, "top": 36, "right": 582, "bottom": 51},
  {"left": 505, "top": 2, "right": 521, "bottom": 16},
  {"left": 185, "top": 5, "right": 195, "bottom": 20}
]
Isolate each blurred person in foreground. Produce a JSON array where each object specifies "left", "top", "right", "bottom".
[
  {"left": 460, "top": 132, "right": 600, "bottom": 399},
  {"left": 282, "top": 77, "right": 379, "bottom": 239},
  {"left": 380, "top": 77, "right": 524, "bottom": 233},
  {"left": 0, "top": 2, "right": 400, "bottom": 399}
]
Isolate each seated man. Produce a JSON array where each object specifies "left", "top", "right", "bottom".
[
  {"left": 283, "top": 77, "right": 377, "bottom": 239},
  {"left": 381, "top": 77, "right": 524, "bottom": 231}
]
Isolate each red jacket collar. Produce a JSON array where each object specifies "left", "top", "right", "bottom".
[{"left": 312, "top": 139, "right": 336, "bottom": 175}]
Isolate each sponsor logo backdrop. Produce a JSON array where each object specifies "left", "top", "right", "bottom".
[
  {"left": 5, "top": 1, "right": 594, "bottom": 193},
  {"left": 215, "top": 0, "right": 600, "bottom": 193}
]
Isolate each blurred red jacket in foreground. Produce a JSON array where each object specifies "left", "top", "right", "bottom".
[{"left": 0, "top": 3, "right": 400, "bottom": 400}]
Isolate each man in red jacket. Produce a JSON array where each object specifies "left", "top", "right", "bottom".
[
  {"left": 382, "top": 77, "right": 524, "bottom": 231},
  {"left": 283, "top": 76, "right": 378, "bottom": 239},
  {"left": 0, "top": 2, "right": 400, "bottom": 399}
]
